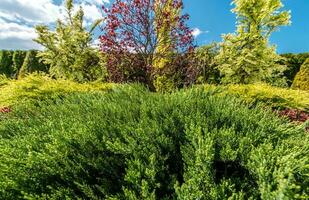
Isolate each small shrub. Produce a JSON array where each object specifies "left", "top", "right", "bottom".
[
  {"left": 292, "top": 58, "right": 309, "bottom": 91},
  {"left": 277, "top": 109, "right": 309, "bottom": 123}
]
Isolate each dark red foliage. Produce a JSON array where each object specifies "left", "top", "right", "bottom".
[
  {"left": 277, "top": 108, "right": 309, "bottom": 123},
  {"left": 0, "top": 107, "right": 11, "bottom": 114},
  {"left": 100, "top": 0, "right": 195, "bottom": 89}
]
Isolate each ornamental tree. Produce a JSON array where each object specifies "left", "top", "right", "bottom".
[
  {"left": 100, "top": 0, "right": 195, "bottom": 91},
  {"left": 216, "top": 0, "right": 290, "bottom": 85}
]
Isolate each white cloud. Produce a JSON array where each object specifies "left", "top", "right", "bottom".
[
  {"left": 0, "top": 0, "right": 61, "bottom": 24},
  {"left": 0, "top": 0, "right": 108, "bottom": 50},
  {"left": 80, "top": 3, "right": 103, "bottom": 23},
  {"left": 0, "top": 18, "right": 42, "bottom": 50},
  {"left": 192, "top": 28, "right": 209, "bottom": 38},
  {"left": 84, "top": 0, "right": 110, "bottom": 4},
  {"left": 0, "top": 22, "right": 36, "bottom": 40}
]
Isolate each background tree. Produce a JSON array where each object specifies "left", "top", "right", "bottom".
[
  {"left": 34, "top": 0, "right": 105, "bottom": 82},
  {"left": 193, "top": 43, "right": 220, "bottom": 84},
  {"left": 0, "top": 50, "right": 14, "bottom": 77},
  {"left": 280, "top": 53, "right": 309, "bottom": 86},
  {"left": 216, "top": 0, "right": 290, "bottom": 85},
  {"left": 12, "top": 50, "right": 27, "bottom": 78},
  {"left": 18, "top": 50, "right": 49, "bottom": 79},
  {"left": 100, "top": 0, "right": 194, "bottom": 92}
]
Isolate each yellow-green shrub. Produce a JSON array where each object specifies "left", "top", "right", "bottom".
[
  {"left": 206, "top": 83, "right": 309, "bottom": 112},
  {"left": 292, "top": 58, "right": 309, "bottom": 91},
  {"left": 0, "top": 74, "right": 115, "bottom": 107}
]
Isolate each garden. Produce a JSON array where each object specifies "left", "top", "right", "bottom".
[{"left": 0, "top": 0, "right": 308, "bottom": 199}]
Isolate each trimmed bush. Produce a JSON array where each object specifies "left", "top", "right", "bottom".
[
  {"left": 0, "top": 50, "right": 14, "bottom": 77},
  {"left": 0, "top": 86, "right": 307, "bottom": 199},
  {"left": 292, "top": 58, "right": 309, "bottom": 91},
  {"left": 18, "top": 50, "right": 49, "bottom": 79}
]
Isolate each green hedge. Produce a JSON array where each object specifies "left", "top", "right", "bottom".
[
  {"left": 0, "top": 50, "right": 49, "bottom": 79},
  {"left": 0, "top": 85, "right": 307, "bottom": 199},
  {"left": 0, "top": 50, "right": 14, "bottom": 77},
  {"left": 292, "top": 58, "right": 309, "bottom": 91}
]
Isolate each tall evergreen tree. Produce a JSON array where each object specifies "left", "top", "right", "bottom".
[
  {"left": 34, "top": 0, "right": 104, "bottom": 82},
  {"left": 216, "top": 0, "right": 290, "bottom": 85}
]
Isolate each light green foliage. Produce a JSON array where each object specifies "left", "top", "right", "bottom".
[
  {"left": 0, "top": 50, "right": 14, "bottom": 77},
  {"left": 207, "top": 83, "right": 309, "bottom": 112},
  {"left": 292, "top": 58, "right": 309, "bottom": 91},
  {"left": 216, "top": 0, "right": 290, "bottom": 85},
  {"left": 34, "top": 0, "right": 105, "bottom": 82},
  {"left": 0, "top": 74, "right": 115, "bottom": 107},
  {"left": 0, "top": 86, "right": 308, "bottom": 199},
  {"left": 18, "top": 50, "right": 49, "bottom": 79}
]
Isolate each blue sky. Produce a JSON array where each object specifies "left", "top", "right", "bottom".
[
  {"left": 182, "top": 0, "right": 309, "bottom": 53},
  {"left": 0, "top": 0, "right": 308, "bottom": 53}
]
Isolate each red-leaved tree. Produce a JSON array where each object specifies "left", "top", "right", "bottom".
[{"left": 100, "top": 0, "right": 195, "bottom": 91}]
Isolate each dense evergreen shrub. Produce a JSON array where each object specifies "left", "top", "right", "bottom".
[
  {"left": 292, "top": 58, "right": 309, "bottom": 91},
  {"left": 0, "top": 86, "right": 307, "bottom": 199},
  {"left": 0, "top": 50, "right": 14, "bottom": 77},
  {"left": 18, "top": 50, "right": 49, "bottom": 79}
]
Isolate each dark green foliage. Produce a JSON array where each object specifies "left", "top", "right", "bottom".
[
  {"left": 12, "top": 50, "right": 27, "bottom": 78},
  {"left": 292, "top": 58, "right": 309, "bottom": 91},
  {"left": 0, "top": 85, "right": 308, "bottom": 199},
  {"left": 194, "top": 44, "right": 220, "bottom": 84},
  {"left": 18, "top": 50, "right": 49, "bottom": 79},
  {"left": 281, "top": 53, "right": 309, "bottom": 86},
  {"left": 0, "top": 50, "right": 14, "bottom": 77},
  {"left": 0, "top": 50, "right": 48, "bottom": 79}
]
